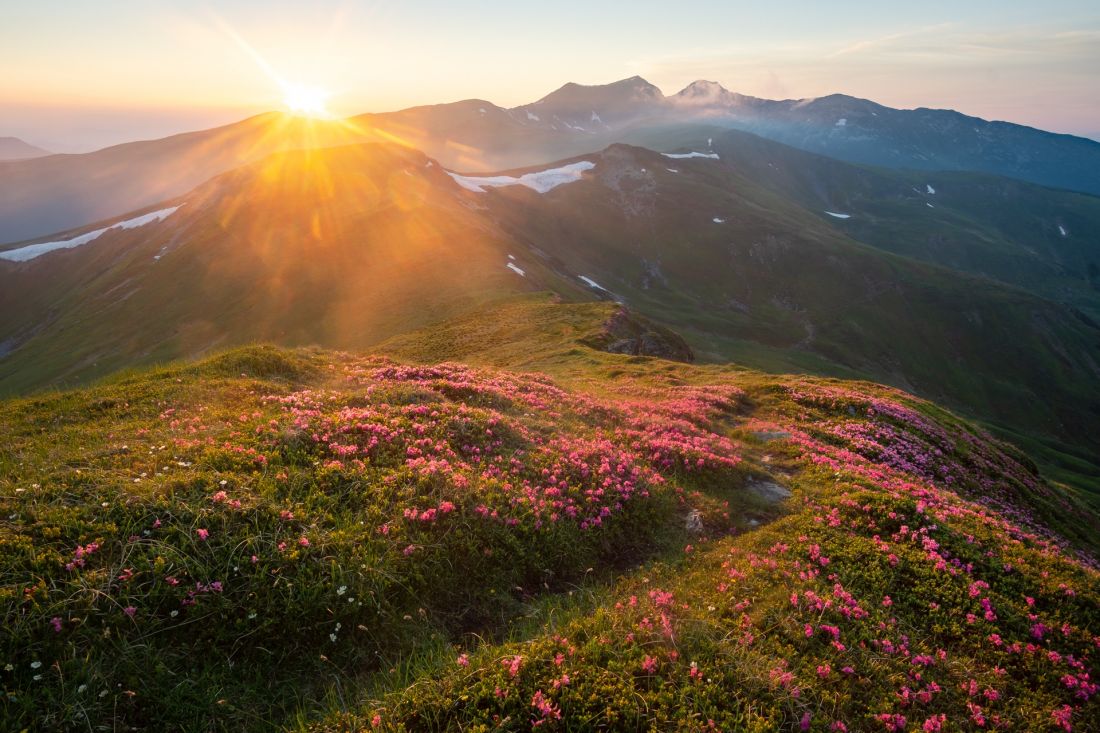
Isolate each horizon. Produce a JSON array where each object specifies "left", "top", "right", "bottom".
[{"left": 3, "top": 0, "right": 1099, "bottom": 152}]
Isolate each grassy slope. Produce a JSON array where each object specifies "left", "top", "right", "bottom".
[
  {"left": 473, "top": 146, "right": 1100, "bottom": 496},
  {"left": 705, "top": 128, "right": 1100, "bottom": 320},
  {"left": 2, "top": 300, "right": 1097, "bottom": 731}
]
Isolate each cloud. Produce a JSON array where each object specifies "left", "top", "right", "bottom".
[{"left": 824, "top": 24, "right": 955, "bottom": 59}]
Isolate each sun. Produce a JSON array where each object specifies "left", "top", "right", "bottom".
[{"left": 281, "top": 81, "right": 330, "bottom": 118}]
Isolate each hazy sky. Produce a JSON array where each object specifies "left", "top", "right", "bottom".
[{"left": 3, "top": 0, "right": 1099, "bottom": 151}]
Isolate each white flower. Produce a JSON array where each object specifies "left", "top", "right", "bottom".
[
  {"left": 336, "top": 585, "right": 347, "bottom": 596},
  {"left": 170, "top": 610, "right": 179, "bottom": 618},
  {"left": 30, "top": 661, "right": 42, "bottom": 669},
  {"left": 329, "top": 633, "right": 337, "bottom": 643},
  {"left": 3, "top": 664, "right": 12, "bottom": 671},
  {"left": 77, "top": 684, "right": 87, "bottom": 693}
]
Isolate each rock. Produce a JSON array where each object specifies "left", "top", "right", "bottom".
[
  {"left": 746, "top": 478, "right": 792, "bottom": 503},
  {"left": 584, "top": 307, "right": 694, "bottom": 362}
]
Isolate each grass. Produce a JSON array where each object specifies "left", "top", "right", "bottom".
[{"left": 2, "top": 301, "right": 1098, "bottom": 730}]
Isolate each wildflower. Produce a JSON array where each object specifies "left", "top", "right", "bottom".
[
  {"left": 298, "top": 536, "right": 310, "bottom": 547},
  {"left": 922, "top": 715, "right": 946, "bottom": 732},
  {"left": 457, "top": 654, "right": 469, "bottom": 667},
  {"left": 1051, "top": 705, "right": 1072, "bottom": 732},
  {"left": 196, "top": 528, "right": 209, "bottom": 541},
  {"left": 123, "top": 606, "right": 137, "bottom": 618},
  {"left": 50, "top": 617, "right": 62, "bottom": 633},
  {"left": 641, "top": 655, "right": 658, "bottom": 674},
  {"left": 502, "top": 655, "right": 523, "bottom": 678}
]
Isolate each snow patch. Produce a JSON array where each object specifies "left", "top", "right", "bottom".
[
  {"left": 0, "top": 206, "right": 181, "bottom": 262},
  {"left": 506, "top": 262, "right": 526, "bottom": 277},
  {"left": 446, "top": 161, "right": 595, "bottom": 194},
  {"left": 824, "top": 211, "right": 851, "bottom": 219},
  {"left": 526, "top": 111, "right": 540, "bottom": 122},
  {"left": 836, "top": 118, "right": 847, "bottom": 127},
  {"left": 1058, "top": 225, "right": 1067, "bottom": 237},
  {"left": 478, "top": 108, "right": 487, "bottom": 114},
  {"left": 578, "top": 275, "right": 608, "bottom": 291},
  {"left": 666, "top": 168, "right": 679, "bottom": 173},
  {"left": 712, "top": 217, "right": 726, "bottom": 224},
  {"left": 662, "top": 152, "right": 720, "bottom": 160},
  {"left": 926, "top": 184, "right": 936, "bottom": 194},
  {"left": 927, "top": 203, "right": 934, "bottom": 208}
]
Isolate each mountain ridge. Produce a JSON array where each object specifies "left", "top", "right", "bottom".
[{"left": 5, "top": 76, "right": 1100, "bottom": 243}]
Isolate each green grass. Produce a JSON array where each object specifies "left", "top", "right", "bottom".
[{"left": 2, "top": 300, "right": 1098, "bottom": 730}]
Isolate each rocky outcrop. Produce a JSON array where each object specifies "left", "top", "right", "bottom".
[{"left": 583, "top": 306, "right": 695, "bottom": 362}]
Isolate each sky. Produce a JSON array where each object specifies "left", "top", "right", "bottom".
[{"left": 3, "top": 0, "right": 1099, "bottom": 152}]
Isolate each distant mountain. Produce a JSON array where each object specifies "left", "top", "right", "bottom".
[
  {"left": 513, "top": 78, "right": 1100, "bottom": 196},
  {"left": 5, "top": 76, "right": 1100, "bottom": 243},
  {"left": 512, "top": 75, "right": 663, "bottom": 130},
  {"left": 699, "top": 127, "right": 1100, "bottom": 321},
  {"left": 0, "top": 136, "right": 50, "bottom": 161},
  {"left": 2, "top": 140, "right": 1098, "bottom": 490}
]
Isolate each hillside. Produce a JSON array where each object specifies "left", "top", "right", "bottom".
[
  {"left": 454, "top": 145, "right": 1100, "bottom": 487},
  {"left": 3, "top": 141, "right": 1100, "bottom": 494},
  {"left": 0, "top": 137, "right": 50, "bottom": 162},
  {"left": 700, "top": 129, "right": 1100, "bottom": 320},
  {"left": 2, "top": 302, "right": 1097, "bottom": 731}
]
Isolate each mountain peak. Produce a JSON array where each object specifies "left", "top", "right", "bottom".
[
  {"left": 0, "top": 136, "right": 52, "bottom": 161},
  {"left": 672, "top": 80, "right": 738, "bottom": 107}
]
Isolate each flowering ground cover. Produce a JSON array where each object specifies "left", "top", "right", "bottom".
[
  {"left": 329, "top": 379, "right": 1100, "bottom": 732},
  {"left": 1, "top": 340, "right": 1097, "bottom": 731}
]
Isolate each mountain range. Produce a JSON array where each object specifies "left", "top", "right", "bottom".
[
  {"left": 4, "top": 76, "right": 1100, "bottom": 244},
  {"left": 0, "top": 136, "right": 50, "bottom": 161},
  {"left": 3, "top": 129, "right": 1100, "bottom": 493}
]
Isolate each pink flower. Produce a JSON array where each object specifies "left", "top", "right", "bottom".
[
  {"left": 196, "top": 528, "right": 209, "bottom": 541},
  {"left": 370, "top": 713, "right": 382, "bottom": 728},
  {"left": 50, "top": 617, "right": 62, "bottom": 633},
  {"left": 922, "top": 715, "right": 946, "bottom": 732},
  {"left": 641, "top": 655, "right": 658, "bottom": 674},
  {"left": 456, "top": 654, "right": 469, "bottom": 667},
  {"left": 502, "top": 655, "right": 523, "bottom": 678},
  {"left": 1051, "top": 705, "right": 1072, "bottom": 732},
  {"left": 298, "top": 536, "right": 310, "bottom": 547},
  {"left": 123, "top": 606, "right": 137, "bottom": 618}
]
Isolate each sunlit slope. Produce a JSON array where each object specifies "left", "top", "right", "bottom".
[
  {"left": 0, "top": 144, "right": 587, "bottom": 393},
  {"left": 3, "top": 323, "right": 1096, "bottom": 731},
  {"left": 457, "top": 145, "right": 1100, "bottom": 477},
  {"left": 4, "top": 140, "right": 1099, "bottom": 489}
]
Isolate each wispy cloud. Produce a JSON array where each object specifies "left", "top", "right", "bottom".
[{"left": 824, "top": 24, "right": 955, "bottom": 59}]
